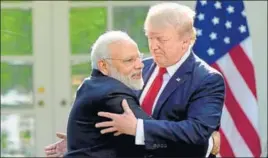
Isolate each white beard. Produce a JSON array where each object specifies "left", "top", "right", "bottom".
[{"left": 109, "top": 67, "right": 144, "bottom": 90}]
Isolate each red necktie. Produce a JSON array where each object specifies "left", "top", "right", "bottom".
[{"left": 141, "top": 67, "right": 167, "bottom": 115}]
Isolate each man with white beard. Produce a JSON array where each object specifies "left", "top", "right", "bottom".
[{"left": 64, "top": 30, "right": 152, "bottom": 158}]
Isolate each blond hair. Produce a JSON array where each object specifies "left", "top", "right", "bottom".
[{"left": 144, "top": 2, "right": 197, "bottom": 44}]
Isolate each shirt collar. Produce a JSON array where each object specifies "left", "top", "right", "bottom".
[{"left": 164, "top": 46, "right": 192, "bottom": 77}]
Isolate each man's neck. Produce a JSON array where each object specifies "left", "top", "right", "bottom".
[{"left": 163, "top": 47, "right": 192, "bottom": 77}]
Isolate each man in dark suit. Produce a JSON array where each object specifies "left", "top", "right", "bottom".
[
  {"left": 95, "top": 2, "right": 225, "bottom": 158},
  {"left": 64, "top": 30, "right": 152, "bottom": 157}
]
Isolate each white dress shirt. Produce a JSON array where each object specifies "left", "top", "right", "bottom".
[{"left": 135, "top": 48, "right": 213, "bottom": 157}]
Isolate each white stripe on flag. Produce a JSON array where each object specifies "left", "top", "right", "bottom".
[
  {"left": 216, "top": 53, "right": 259, "bottom": 131},
  {"left": 221, "top": 105, "right": 253, "bottom": 156},
  {"left": 240, "top": 37, "right": 253, "bottom": 62}
]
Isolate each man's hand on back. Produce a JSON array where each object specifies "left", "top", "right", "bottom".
[
  {"left": 95, "top": 99, "right": 137, "bottom": 136},
  {"left": 44, "top": 132, "right": 67, "bottom": 157}
]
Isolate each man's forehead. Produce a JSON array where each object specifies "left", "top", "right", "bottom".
[
  {"left": 109, "top": 41, "right": 138, "bottom": 57},
  {"left": 145, "top": 27, "right": 171, "bottom": 36},
  {"left": 109, "top": 40, "right": 133, "bottom": 49},
  {"left": 145, "top": 23, "right": 176, "bottom": 37},
  {"left": 146, "top": 31, "right": 160, "bottom": 35}
]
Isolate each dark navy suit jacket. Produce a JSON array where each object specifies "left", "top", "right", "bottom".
[
  {"left": 136, "top": 52, "right": 225, "bottom": 157},
  {"left": 65, "top": 69, "right": 151, "bottom": 158}
]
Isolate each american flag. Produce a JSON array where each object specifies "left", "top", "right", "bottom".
[{"left": 192, "top": 0, "right": 261, "bottom": 157}]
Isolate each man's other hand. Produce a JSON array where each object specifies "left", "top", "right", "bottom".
[
  {"left": 44, "top": 132, "right": 67, "bottom": 157},
  {"left": 211, "top": 131, "right": 221, "bottom": 155}
]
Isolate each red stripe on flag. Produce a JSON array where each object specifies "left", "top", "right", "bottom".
[
  {"left": 219, "top": 129, "right": 235, "bottom": 157},
  {"left": 229, "top": 45, "right": 257, "bottom": 98},
  {"left": 212, "top": 63, "right": 261, "bottom": 157}
]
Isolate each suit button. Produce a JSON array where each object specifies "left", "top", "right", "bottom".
[{"left": 145, "top": 154, "right": 153, "bottom": 158}]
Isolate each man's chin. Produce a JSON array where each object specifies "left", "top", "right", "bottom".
[
  {"left": 111, "top": 71, "right": 144, "bottom": 90},
  {"left": 131, "top": 86, "right": 143, "bottom": 90},
  {"left": 130, "top": 82, "right": 144, "bottom": 90}
]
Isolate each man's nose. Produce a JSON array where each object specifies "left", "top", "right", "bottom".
[
  {"left": 134, "top": 57, "right": 144, "bottom": 69},
  {"left": 149, "top": 39, "right": 159, "bottom": 50}
]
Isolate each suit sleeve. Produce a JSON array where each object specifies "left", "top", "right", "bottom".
[
  {"left": 104, "top": 93, "right": 153, "bottom": 120},
  {"left": 143, "top": 73, "right": 225, "bottom": 149}
]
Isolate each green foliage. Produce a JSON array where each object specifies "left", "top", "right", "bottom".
[
  {"left": 1, "top": 130, "right": 8, "bottom": 149},
  {"left": 1, "top": 9, "right": 32, "bottom": 55},
  {"left": 70, "top": 7, "right": 107, "bottom": 54},
  {"left": 72, "top": 62, "right": 91, "bottom": 75},
  {"left": 0, "top": 62, "right": 32, "bottom": 96},
  {"left": 20, "top": 130, "right": 31, "bottom": 139},
  {"left": 113, "top": 7, "right": 149, "bottom": 53}
]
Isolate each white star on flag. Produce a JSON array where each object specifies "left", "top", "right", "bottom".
[
  {"left": 239, "top": 25, "right": 247, "bottom": 33},
  {"left": 214, "top": 1, "right": 222, "bottom": 9},
  {"left": 212, "top": 17, "right": 220, "bottom": 25},
  {"left": 207, "top": 47, "right": 215, "bottom": 56},
  {"left": 225, "top": 21, "right": 232, "bottom": 29},
  {"left": 197, "top": 13, "right": 205, "bottom": 21},
  {"left": 209, "top": 32, "right": 217, "bottom": 40},
  {"left": 224, "top": 37, "right": 230, "bottom": 44},
  {"left": 196, "top": 29, "right": 203, "bottom": 36},
  {"left": 227, "top": 5, "right": 235, "bottom": 14},
  {"left": 200, "top": 0, "right": 207, "bottom": 6},
  {"left": 241, "top": 10, "right": 246, "bottom": 17}
]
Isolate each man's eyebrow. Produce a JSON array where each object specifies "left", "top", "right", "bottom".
[
  {"left": 154, "top": 35, "right": 169, "bottom": 39},
  {"left": 147, "top": 34, "right": 165, "bottom": 38},
  {"left": 159, "top": 36, "right": 168, "bottom": 39},
  {"left": 145, "top": 32, "right": 161, "bottom": 36},
  {"left": 122, "top": 54, "right": 137, "bottom": 59}
]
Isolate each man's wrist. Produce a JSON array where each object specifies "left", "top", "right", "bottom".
[{"left": 135, "top": 119, "right": 145, "bottom": 145}]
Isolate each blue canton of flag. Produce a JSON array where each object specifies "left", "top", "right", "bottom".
[{"left": 193, "top": 0, "right": 250, "bottom": 64}]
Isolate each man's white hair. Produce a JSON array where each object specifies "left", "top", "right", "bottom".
[
  {"left": 90, "top": 30, "right": 136, "bottom": 69},
  {"left": 144, "top": 2, "right": 197, "bottom": 44}
]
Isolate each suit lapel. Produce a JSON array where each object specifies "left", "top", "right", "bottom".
[{"left": 152, "top": 53, "right": 195, "bottom": 118}]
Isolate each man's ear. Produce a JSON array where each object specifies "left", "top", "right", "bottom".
[
  {"left": 97, "top": 60, "right": 109, "bottom": 75},
  {"left": 181, "top": 37, "right": 191, "bottom": 52}
]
